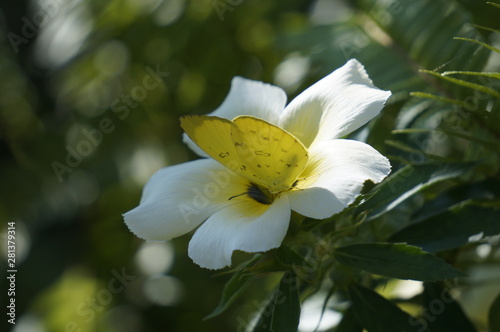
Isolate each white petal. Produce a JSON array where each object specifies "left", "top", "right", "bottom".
[
  {"left": 184, "top": 76, "right": 288, "bottom": 156},
  {"left": 289, "top": 139, "right": 391, "bottom": 219},
  {"left": 123, "top": 159, "right": 248, "bottom": 241},
  {"left": 279, "top": 59, "right": 391, "bottom": 148},
  {"left": 286, "top": 187, "right": 343, "bottom": 220},
  {"left": 188, "top": 195, "right": 291, "bottom": 269}
]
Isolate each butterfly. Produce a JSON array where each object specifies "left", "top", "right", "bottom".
[{"left": 180, "top": 115, "right": 309, "bottom": 194}]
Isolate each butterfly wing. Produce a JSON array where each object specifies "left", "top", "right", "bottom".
[
  {"left": 233, "top": 116, "right": 308, "bottom": 193},
  {"left": 180, "top": 115, "right": 308, "bottom": 193}
]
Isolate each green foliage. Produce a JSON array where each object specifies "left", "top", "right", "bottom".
[
  {"left": 389, "top": 203, "right": 500, "bottom": 252},
  {"left": 205, "top": 256, "right": 260, "bottom": 319},
  {"left": 348, "top": 284, "right": 421, "bottom": 332},
  {"left": 334, "top": 243, "right": 464, "bottom": 281},
  {"left": 252, "top": 271, "right": 300, "bottom": 332},
  {"left": 334, "top": 307, "right": 363, "bottom": 332},
  {"left": 357, "top": 161, "right": 479, "bottom": 220},
  {"left": 422, "top": 282, "right": 477, "bottom": 332},
  {"left": 490, "top": 291, "right": 500, "bottom": 332},
  {"left": 3, "top": 0, "right": 500, "bottom": 331}
]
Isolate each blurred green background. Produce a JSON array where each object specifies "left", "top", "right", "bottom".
[{"left": 1, "top": 0, "right": 500, "bottom": 331}]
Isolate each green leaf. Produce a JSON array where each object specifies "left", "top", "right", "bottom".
[
  {"left": 410, "top": 91, "right": 466, "bottom": 106},
  {"left": 389, "top": 204, "right": 500, "bottom": 252},
  {"left": 487, "top": 1, "right": 500, "bottom": 10},
  {"left": 348, "top": 283, "right": 422, "bottom": 332},
  {"left": 489, "top": 291, "right": 500, "bottom": 332},
  {"left": 393, "top": 128, "right": 500, "bottom": 152},
  {"left": 283, "top": 0, "right": 490, "bottom": 98},
  {"left": 205, "top": 256, "right": 258, "bottom": 319},
  {"left": 252, "top": 271, "right": 301, "bottom": 332},
  {"left": 271, "top": 271, "right": 301, "bottom": 332},
  {"left": 253, "top": 295, "right": 275, "bottom": 332},
  {"left": 273, "top": 245, "right": 306, "bottom": 267},
  {"left": 472, "top": 23, "right": 500, "bottom": 35},
  {"left": 420, "top": 69, "right": 500, "bottom": 98},
  {"left": 454, "top": 37, "right": 500, "bottom": 54},
  {"left": 334, "top": 306, "right": 363, "bottom": 332},
  {"left": 385, "top": 139, "right": 450, "bottom": 162},
  {"left": 422, "top": 282, "right": 476, "bottom": 332},
  {"left": 442, "top": 71, "right": 500, "bottom": 79},
  {"left": 358, "top": 162, "right": 477, "bottom": 220},
  {"left": 334, "top": 243, "right": 464, "bottom": 281}
]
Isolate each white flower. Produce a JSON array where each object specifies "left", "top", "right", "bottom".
[{"left": 124, "top": 59, "right": 391, "bottom": 270}]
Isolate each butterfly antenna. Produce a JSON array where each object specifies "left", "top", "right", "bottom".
[{"left": 228, "top": 192, "right": 246, "bottom": 201}]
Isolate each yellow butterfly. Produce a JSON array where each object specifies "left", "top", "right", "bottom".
[{"left": 180, "top": 115, "right": 309, "bottom": 194}]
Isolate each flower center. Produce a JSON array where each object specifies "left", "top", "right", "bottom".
[
  {"left": 228, "top": 180, "right": 303, "bottom": 205},
  {"left": 246, "top": 183, "right": 275, "bottom": 205},
  {"left": 228, "top": 183, "right": 276, "bottom": 205}
]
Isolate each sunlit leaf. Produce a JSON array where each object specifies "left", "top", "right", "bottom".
[
  {"left": 454, "top": 37, "right": 500, "bottom": 54},
  {"left": 442, "top": 71, "right": 500, "bottom": 79},
  {"left": 420, "top": 70, "right": 500, "bottom": 98}
]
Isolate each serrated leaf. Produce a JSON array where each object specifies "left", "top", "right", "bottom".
[
  {"left": 205, "top": 256, "right": 259, "bottom": 319},
  {"left": 334, "top": 243, "right": 464, "bottom": 281},
  {"left": 489, "top": 291, "right": 500, "bottom": 332},
  {"left": 389, "top": 204, "right": 500, "bottom": 252},
  {"left": 348, "top": 283, "right": 422, "bottom": 332},
  {"left": 422, "top": 282, "right": 476, "bottom": 332},
  {"left": 358, "top": 162, "right": 477, "bottom": 220}
]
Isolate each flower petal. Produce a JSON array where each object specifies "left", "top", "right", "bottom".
[
  {"left": 288, "top": 139, "right": 391, "bottom": 219},
  {"left": 184, "top": 76, "right": 288, "bottom": 156},
  {"left": 188, "top": 195, "right": 291, "bottom": 269},
  {"left": 123, "top": 159, "right": 249, "bottom": 241},
  {"left": 279, "top": 59, "right": 391, "bottom": 148}
]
